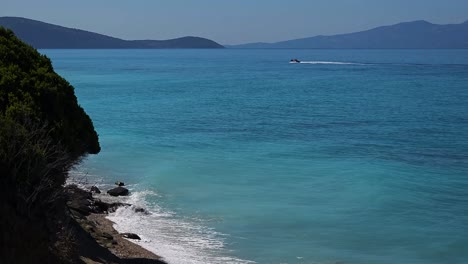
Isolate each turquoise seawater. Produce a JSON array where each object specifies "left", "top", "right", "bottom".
[{"left": 44, "top": 49, "right": 468, "bottom": 264}]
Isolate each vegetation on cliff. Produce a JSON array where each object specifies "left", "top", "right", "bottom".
[{"left": 0, "top": 27, "right": 100, "bottom": 263}]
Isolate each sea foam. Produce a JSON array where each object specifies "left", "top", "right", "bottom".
[
  {"left": 68, "top": 171, "right": 253, "bottom": 264},
  {"left": 103, "top": 188, "right": 253, "bottom": 264}
]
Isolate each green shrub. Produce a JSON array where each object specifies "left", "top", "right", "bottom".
[
  {"left": 0, "top": 27, "right": 100, "bottom": 263},
  {"left": 0, "top": 27, "right": 100, "bottom": 156}
]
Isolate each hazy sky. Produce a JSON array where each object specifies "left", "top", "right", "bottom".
[{"left": 2, "top": 0, "right": 468, "bottom": 44}]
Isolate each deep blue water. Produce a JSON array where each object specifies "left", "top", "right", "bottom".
[{"left": 44, "top": 49, "right": 468, "bottom": 264}]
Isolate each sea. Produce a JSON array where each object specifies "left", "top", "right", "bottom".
[{"left": 43, "top": 49, "right": 468, "bottom": 264}]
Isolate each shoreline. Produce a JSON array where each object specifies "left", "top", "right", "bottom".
[
  {"left": 85, "top": 213, "right": 163, "bottom": 261},
  {"left": 66, "top": 184, "right": 168, "bottom": 264}
]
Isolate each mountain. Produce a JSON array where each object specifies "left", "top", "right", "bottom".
[
  {"left": 0, "top": 17, "right": 224, "bottom": 49},
  {"left": 228, "top": 20, "right": 468, "bottom": 49}
]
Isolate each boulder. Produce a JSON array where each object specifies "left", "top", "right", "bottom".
[
  {"left": 90, "top": 186, "right": 101, "bottom": 194},
  {"left": 115, "top": 181, "right": 125, "bottom": 186},
  {"left": 121, "top": 233, "right": 141, "bottom": 240},
  {"left": 107, "top": 186, "right": 129, "bottom": 196},
  {"left": 67, "top": 199, "right": 92, "bottom": 216},
  {"left": 134, "top": 207, "right": 149, "bottom": 214},
  {"left": 93, "top": 199, "right": 110, "bottom": 213},
  {"left": 94, "top": 199, "right": 131, "bottom": 213},
  {"left": 65, "top": 185, "right": 93, "bottom": 216},
  {"left": 66, "top": 185, "right": 92, "bottom": 200},
  {"left": 101, "top": 232, "right": 113, "bottom": 240},
  {"left": 107, "top": 202, "right": 131, "bottom": 213}
]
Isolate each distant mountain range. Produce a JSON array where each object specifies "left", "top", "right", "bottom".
[
  {"left": 228, "top": 20, "right": 468, "bottom": 49},
  {"left": 0, "top": 17, "right": 224, "bottom": 49}
]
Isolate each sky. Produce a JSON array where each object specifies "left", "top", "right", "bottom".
[{"left": 2, "top": 0, "right": 468, "bottom": 45}]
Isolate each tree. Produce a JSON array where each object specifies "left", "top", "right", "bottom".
[{"left": 0, "top": 27, "right": 100, "bottom": 263}]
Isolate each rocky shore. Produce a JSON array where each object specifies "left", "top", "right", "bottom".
[{"left": 65, "top": 184, "right": 167, "bottom": 264}]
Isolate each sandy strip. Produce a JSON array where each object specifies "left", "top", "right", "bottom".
[{"left": 86, "top": 213, "right": 164, "bottom": 261}]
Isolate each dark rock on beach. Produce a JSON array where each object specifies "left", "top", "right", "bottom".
[
  {"left": 66, "top": 185, "right": 131, "bottom": 216},
  {"left": 101, "top": 232, "right": 114, "bottom": 240},
  {"left": 66, "top": 185, "right": 94, "bottom": 216},
  {"left": 90, "top": 185, "right": 101, "bottom": 193},
  {"left": 108, "top": 202, "right": 131, "bottom": 212},
  {"left": 134, "top": 207, "right": 150, "bottom": 214},
  {"left": 107, "top": 186, "right": 129, "bottom": 196},
  {"left": 121, "top": 233, "right": 141, "bottom": 240},
  {"left": 93, "top": 199, "right": 108, "bottom": 212},
  {"left": 115, "top": 181, "right": 125, "bottom": 186},
  {"left": 94, "top": 199, "right": 132, "bottom": 213}
]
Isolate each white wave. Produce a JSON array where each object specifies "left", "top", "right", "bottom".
[
  {"left": 67, "top": 170, "right": 254, "bottom": 264},
  {"left": 290, "top": 61, "right": 363, "bottom": 65},
  {"left": 106, "top": 189, "right": 254, "bottom": 264}
]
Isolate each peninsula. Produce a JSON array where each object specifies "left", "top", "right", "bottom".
[
  {"left": 0, "top": 17, "right": 224, "bottom": 49},
  {"left": 228, "top": 20, "right": 468, "bottom": 49}
]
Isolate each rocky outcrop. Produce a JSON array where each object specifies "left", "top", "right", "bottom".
[
  {"left": 90, "top": 186, "right": 101, "bottom": 193},
  {"left": 134, "top": 207, "right": 150, "bottom": 214},
  {"left": 66, "top": 185, "right": 94, "bottom": 217},
  {"left": 115, "top": 181, "right": 125, "bottom": 186},
  {"left": 66, "top": 185, "right": 148, "bottom": 216},
  {"left": 121, "top": 233, "right": 141, "bottom": 240},
  {"left": 94, "top": 200, "right": 132, "bottom": 213},
  {"left": 66, "top": 185, "right": 131, "bottom": 217},
  {"left": 64, "top": 184, "right": 165, "bottom": 263},
  {"left": 107, "top": 186, "right": 129, "bottom": 196}
]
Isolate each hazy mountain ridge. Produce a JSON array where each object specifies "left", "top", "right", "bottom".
[
  {"left": 228, "top": 20, "right": 468, "bottom": 49},
  {"left": 0, "top": 17, "right": 224, "bottom": 49}
]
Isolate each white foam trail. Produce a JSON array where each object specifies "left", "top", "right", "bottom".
[{"left": 290, "top": 61, "right": 363, "bottom": 65}]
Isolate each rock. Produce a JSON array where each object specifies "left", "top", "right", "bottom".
[
  {"left": 93, "top": 199, "right": 110, "bottom": 213},
  {"left": 65, "top": 185, "right": 92, "bottom": 201},
  {"left": 115, "top": 181, "right": 125, "bottom": 186},
  {"left": 69, "top": 208, "right": 86, "bottom": 219},
  {"left": 67, "top": 199, "right": 92, "bottom": 216},
  {"left": 107, "top": 186, "right": 129, "bottom": 196},
  {"left": 101, "top": 232, "right": 113, "bottom": 240},
  {"left": 84, "top": 224, "right": 95, "bottom": 233},
  {"left": 121, "top": 233, "right": 141, "bottom": 240},
  {"left": 93, "top": 200, "right": 132, "bottom": 213},
  {"left": 134, "top": 207, "right": 149, "bottom": 214},
  {"left": 66, "top": 186, "right": 93, "bottom": 216},
  {"left": 108, "top": 202, "right": 131, "bottom": 212},
  {"left": 65, "top": 185, "right": 98, "bottom": 217},
  {"left": 90, "top": 185, "right": 101, "bottom": 194}
]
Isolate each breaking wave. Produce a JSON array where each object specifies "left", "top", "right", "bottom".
[{"left": 68, "top": 172, "right": 253, "bottom": 264}]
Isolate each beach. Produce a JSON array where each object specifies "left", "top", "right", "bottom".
[{"left": 66, "top": 184, "right": 167, "bottom": 264}]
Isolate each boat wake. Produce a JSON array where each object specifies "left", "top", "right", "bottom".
[{"left": 290, "top": 61, "right": 364, "bottom": 65}]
